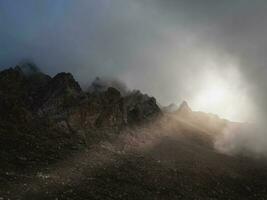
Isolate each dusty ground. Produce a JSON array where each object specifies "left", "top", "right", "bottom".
[{"left": 1, "top": 115, "right": 267, "bottom": 200}]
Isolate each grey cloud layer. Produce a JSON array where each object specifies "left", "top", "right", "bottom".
[{"left": 1, "top": 0, "right": 267, "bottom": 114}]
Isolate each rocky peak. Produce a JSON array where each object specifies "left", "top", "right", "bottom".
[
  {"left": 34, "top": 72, "right": 82, "bottom": 115},
  {"left": 15, "top": 62, "right": 40, "bottom": 76},
  {"left": 104, "top": 87, "right": 122, "bottom": 103},
  {"left": 0, "top": 67, "right": 52, "bottom": 110},
  {"left": 0, "top": 67, "right": 28, "bottom": 95},
  {"left": 0, "top": 67, "right": 24, "bottom": 81},
  {"left": 177, "top": 101, "right": 192, "bottom": 114},
  {"left": 0, "top": 63, "right": 162, "bottom": 138},
  {"left": 124, "top": 90, "right": 161, "bottom": 124},
  {"left": 0, "top": 65, "right": 50, "bottom": 91},
  {"left": 51, "top": 72, "right": 82, "bottom": 93}
]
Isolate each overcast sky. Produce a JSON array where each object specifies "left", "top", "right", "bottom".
[{"left": 1, "top": 0, "right": 267, "bottom": 122}]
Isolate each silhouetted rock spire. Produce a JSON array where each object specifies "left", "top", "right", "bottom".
[{"left": 177, "top": 100, "right": 192, "bottom": 114}]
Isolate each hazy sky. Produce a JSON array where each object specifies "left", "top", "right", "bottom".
[{"left": 1, "top": 0, "right": 267, "bottom": 122}]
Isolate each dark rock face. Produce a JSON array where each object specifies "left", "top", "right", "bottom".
[
  {"left": 66, "top": 87, "right": 126, "bottom": 145},
  {"left": 124, "top": 90, "right": 161, "bottom": 124},
  {"left": 0, "top": 66, "right": 161, "bottom": 170},
  {"left": 0, "top": 67, "right": 85, "bottom": 171},
  {"left": 36, "top": 72, "right": 82, "bottom": 115}
]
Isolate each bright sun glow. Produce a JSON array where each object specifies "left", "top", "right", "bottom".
[
  {"left": 197, "top": 87, "right": 226, "bottom": 106},
  {"left": 190, "top": 64, "right": 255, "bottom": 122},
  {"left": 192, "top": 84, "right": 233, "bottom": 119}
]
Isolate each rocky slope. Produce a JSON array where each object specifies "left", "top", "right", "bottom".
[{"left": 0, "top": 64, "right": 267, "bottom": 200}]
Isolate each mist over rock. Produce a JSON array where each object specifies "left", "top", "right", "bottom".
[
  {"left": 88, "top": 77, "right": 128, "bottom": 96},
  {"left": 176, "top": 100, "right": 192, "bottom": 114},
  {"left": 173, "top": 100, "right": 228, "bottom": 135},
  {"left": 124, "top": 90, "right": 161, "bottom": 124},
  {"left": 15, "top": 62, "right": 41, "bottom": 76},
  {"left": 162, "top": 103, "right": 178, "bottom": 113},
  {"left": 87, "top": 77, "right": 162, "bottom": 125}
]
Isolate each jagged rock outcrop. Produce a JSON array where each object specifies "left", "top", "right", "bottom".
[
  {"left": 176, "top": 100, "right": 192, "bottom": 115},
  {"left": 67, "top": 87, "right": 126, "bottom": 145},
  {"left": 0, "top": 65, "right": 161, "bottom": 169},
  {"left": 36, "top": 72, "right": 82, "bottom": 115},
  {"left": 124, "top": 90, "right": 161, "bottom": 124},
  {"left": 0, "top": 67, "right": 32, "bottom": 123}
]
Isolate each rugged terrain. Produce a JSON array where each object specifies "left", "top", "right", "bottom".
[{"left": 0, "top": 63, "right": 267, "bottom": 200}]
